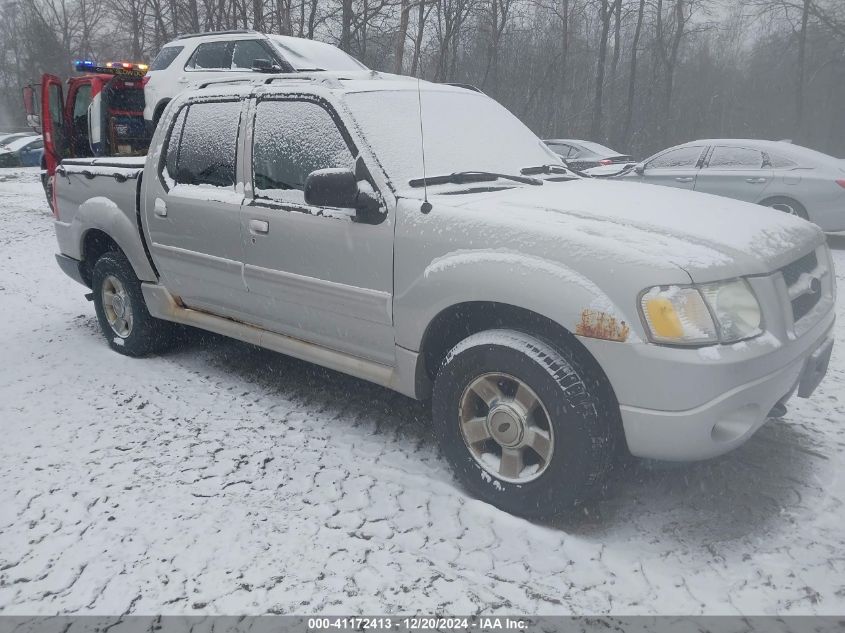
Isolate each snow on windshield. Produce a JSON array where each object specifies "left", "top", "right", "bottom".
[
  {"left": 343, "top": 87, "right": 560, "bottom": 192},
  {"left": 269, "top": 35, "right": 367, "bottom": 71}
]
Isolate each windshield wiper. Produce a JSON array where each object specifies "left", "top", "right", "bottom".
[
  {"left": 520, "top": 164, "right": 574, "bottom": 176},
  {"left": 409, "top": 171, "right": 542, "bottom": 188}
]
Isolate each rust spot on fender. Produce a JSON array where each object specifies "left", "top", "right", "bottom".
[{"left": 576, "top": 309, "right": 630, "bottom": 342}]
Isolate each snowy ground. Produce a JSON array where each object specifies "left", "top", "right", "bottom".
[{"left": 0, "top": 166, "right": 843, "bottom": 616}]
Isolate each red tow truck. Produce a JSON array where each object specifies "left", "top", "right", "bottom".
[{"left": 22, "top": 61, "right": 151, "bottom": 206}]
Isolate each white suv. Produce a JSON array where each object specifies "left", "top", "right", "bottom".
[{"left": 143, "top": 30, "right": 367, "bottom": 129}]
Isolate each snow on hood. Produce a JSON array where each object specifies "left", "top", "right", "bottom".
[{"left": 438, "top": 179, "right": 824, "bottom": 282}]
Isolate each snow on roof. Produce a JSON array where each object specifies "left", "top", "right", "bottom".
[
  {"left": 194, "top": 70, "right": 465, "bottom": 96},
  {"left": 0, "top": 135, "right": 41, "bottom": 152},
  {"left": 678, "top": 138, "right": 841, "bottom": 164}
]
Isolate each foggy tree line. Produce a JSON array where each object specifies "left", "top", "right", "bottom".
[{"left": 1, "top": 0, "right": 844, "bottom": 157}]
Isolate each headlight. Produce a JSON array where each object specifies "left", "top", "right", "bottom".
[
  {"left": 699, "top": 279, "right": 762, "bottom": 342},
  {"left": 640, "top": 286, "right": 718, "bottom": 345},
  {"left": 640, "top": 280, "right": 762, "bottom": 346}
]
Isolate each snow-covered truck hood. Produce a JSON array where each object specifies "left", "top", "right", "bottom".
[{"left": 440, "top": 179, "right": 825, "bottom": 282}]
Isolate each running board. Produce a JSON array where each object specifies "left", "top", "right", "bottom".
[{"left": 141, "top": 282, "right": 421, "bottom": 398}]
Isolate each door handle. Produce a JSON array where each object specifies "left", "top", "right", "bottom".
[
  {"left": 154, "top": 198, "right": 167, "bottom": 217},
  {"left": 675, "top": 177, "right": 694, "bottom": 183},
  {"left": 249, "top": 219, "right": 269, "bottom": 234},
  {"left": 745, "top": 177, "right": 767, "bottom": 184}
]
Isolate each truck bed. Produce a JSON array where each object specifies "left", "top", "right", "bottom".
[{"left": 54, "top": 156, "right": 157, "bottom": 285}]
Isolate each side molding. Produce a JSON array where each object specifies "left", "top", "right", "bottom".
[{"left": 142, "top": 283, "right": 423, "bottom": 399}]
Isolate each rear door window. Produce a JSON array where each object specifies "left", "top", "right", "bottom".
[
  {"left": 171, "top": 101, "right": 241, "bottom": 188},
  {"left": 150, "top": 46, "right": 184, "bottom": 70},
  {"left": 707, "top": 146, "right": 765, "bottom": 169},
  {"left": 186, "top": 42, "right": 234, "bottom": 70}
]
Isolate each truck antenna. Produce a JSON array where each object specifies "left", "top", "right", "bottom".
[{"left": 416, "top": 75, "right": 432, "bottom": 214}]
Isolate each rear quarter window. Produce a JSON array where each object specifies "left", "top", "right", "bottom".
[
  {"left": 768, "top": 153, "right": 798, "bottom": 168},
  {"left": 150, "top": 46, "right": 184, "bottom": 71}
]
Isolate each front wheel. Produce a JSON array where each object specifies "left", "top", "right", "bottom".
[
  {"left": 92, "top": 251, "right": 178, "bottom": 356},
  {"left": 432, "top": 329, "right": 619, "bottom": 518}
]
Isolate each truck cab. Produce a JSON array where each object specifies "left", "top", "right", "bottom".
[{"left": 23, "top": 62, "right": 150, "bottom": 192}]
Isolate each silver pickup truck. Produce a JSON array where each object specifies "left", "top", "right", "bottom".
[{"left": 51, "top": 71, "right": 836, "bottom": 517}]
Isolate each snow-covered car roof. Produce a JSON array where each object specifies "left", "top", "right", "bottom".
[
  {"left": 0, "top": 132, "right": 29, "bottom": 143},
  {"left": 675, "top": 138, "right": 842, "bottom": 168},
  {"left": 160, "top": 32, "right": 367, "bottom": 73},
  {"left": 0, "top": 135, "right": 41, "bottom": 153}
]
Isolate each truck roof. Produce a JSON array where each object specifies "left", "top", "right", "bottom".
[{"left": 188, "top": 70, "right": 475, "bottom": 96}]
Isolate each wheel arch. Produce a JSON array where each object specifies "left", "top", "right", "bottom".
[
  {"left": 79, "top": 228, "right": 122, "bottom": 286},
  {"left": 72, "top": 196, "right": 158, "bottom": 285},
  {"left": 758, "top": 195, "right": 810, "bottom": 220},
  {"left": 417, "top": 301, "right": 621, "bottom": 416},
  {"left": 153, "top": 99, "right": 171, "bottom": 125}
]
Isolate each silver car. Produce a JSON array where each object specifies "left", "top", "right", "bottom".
[{"left": 623, "top": 139, "right": 845, "bottom": 232}]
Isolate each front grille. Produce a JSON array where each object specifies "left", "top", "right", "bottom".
[
  {"left": 780, "top": 249, "right": 823, "bottom": 323},
  {"left": 781, "top": 250, "right": 818, "bottom": 287}
]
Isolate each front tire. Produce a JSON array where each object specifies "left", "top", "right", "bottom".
[
  {"left": 432, "top": 329, "right": 618, "bottom": 518},
  {"left": 92, "top": 251, "right": 177, "bottom": 356}
]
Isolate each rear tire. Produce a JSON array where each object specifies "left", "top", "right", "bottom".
[
  {"left": 92, "top": 251, "right": 178, "bottom": 357},
  {"left": 761, "top": 196, "right": 809, "bottom": 221},
  {"left": 432, "top": 329, "right": 619, "bottom": 518}
]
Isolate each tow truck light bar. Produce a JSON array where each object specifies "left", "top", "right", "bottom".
[{"left": 73, "top": 60, "right": 149, "bottom": 77}]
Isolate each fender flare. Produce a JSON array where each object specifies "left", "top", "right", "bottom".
[
  {"left": 75, "top": 196, "right": 158, "bottom": 282},
  {"left": 394, "top": 249, "right": 639, "bottom": 352}
]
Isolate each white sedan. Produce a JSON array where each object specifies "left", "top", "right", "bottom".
[{"left": 595, "top": 139, "right": 845, "bottom": 232}]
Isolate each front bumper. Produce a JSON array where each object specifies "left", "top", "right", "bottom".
[
  {"left": 618, "top": 326, "right": 834, "bottom": 461},
  {"left": 579, "top": 243, "right": 836, "bottom": 461}
]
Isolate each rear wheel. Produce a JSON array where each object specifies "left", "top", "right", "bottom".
[
  {"left": 92, "top": 251, "right": 178, "bottom": 356},
  {"left": 432, "top": 329, "right": 619, "bottom": 518},
  {"left": 761, "top": 196, "right": 809, "bottom": 221}
]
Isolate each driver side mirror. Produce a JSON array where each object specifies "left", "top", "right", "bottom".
[
  {"left": 634, "top": 162, "right": 645, "bottom": 175},
  {"left": 304, "top": 168, "right": 359, "bottom": 208},
  {"left": 252, "top": 58, "right": 281, "bottom": 73},
  {"left": 304, "top": 168, "right": 382, "bottom": 222}
]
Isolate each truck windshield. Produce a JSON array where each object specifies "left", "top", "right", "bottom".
[{"left": 343, "top": 87, "right": 560, "bottom": 193}]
